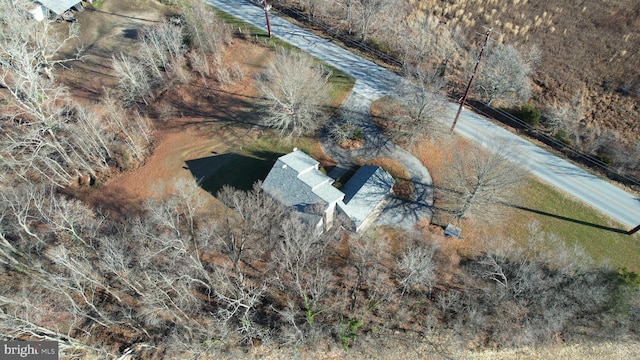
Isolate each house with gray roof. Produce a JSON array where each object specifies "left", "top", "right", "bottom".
[
  {"left": 262, "top": 149, "right": 344, "bottom": 232},
  {"left": 262, "top": 149, "right": 394, "bottom": 233}
]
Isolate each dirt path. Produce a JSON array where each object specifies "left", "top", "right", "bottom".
[
  {"left": 60, "top": 0, "right": 170, "bottom": 100},
  {"left": 82, "top": 41, "right": 271, "bottom": 216}
]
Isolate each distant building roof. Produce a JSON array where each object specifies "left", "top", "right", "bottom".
[
  {"left": 262, "top": 149, "right": 344, "bottom": 212},
  {"left": 37, "top": 0, "right": 81, "bottom": 15},
  {"left": 338, "top": 165, "right": 394, "bottom": 230},
  {"left": 28, "top": 4, "right": 45, "bottom": 21}
]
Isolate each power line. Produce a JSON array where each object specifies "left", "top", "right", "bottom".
[{"left": 262, "top": 0, "right": 272, "bottom": 37}]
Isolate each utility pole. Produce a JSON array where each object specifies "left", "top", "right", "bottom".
[
  {"left": 263, "top": 0, "right": 272, "bottom": 38},
  {"left": 451, "top": 29, "right": 492, "bottom": 133}
]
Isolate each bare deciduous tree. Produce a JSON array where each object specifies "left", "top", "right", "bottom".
[
  {"left": 327, "top": 107, "right": 364, "bottom": 146},
  {"left": 112, "top": 19, "right": 190, "bottom": 103},
  {"left": 138, "top": 20, "right": 186, "bottom": 79},
  {"left": 182, "top": 0, "right": 231, "bottom": 56},
  {"left": 181, "top": 0, "right": 237, "bottom": 84},
  {"left": 542, "top": 93, "right": 639, "bottom": 177},
  {"left": 97, "top": 233, "right": 144, "bottom": 297},
  {"left": 0, "top": 2, "right": 122, "bottom": 187},
  {"left": 65, "top": 105, "right": 112, "bottom": 169},
  {"left": 612, "top": 142, "right": 640, "bottom": 176},
  {"left": 257, "top": 49, "right": 332, "bottom": 138},
  {"left": 395, "top": 11, "right": 465, "bottom": 72},
  {"left": 0, "top": 0, "right": 82, "bottom": 88},
  {"left": 45, "top": 244, "right": 124, "bottom": 328},
  {"left": 391, "top": 65, "right": 448, "bottom": 146},
  {"left": 44, "top": 194, "right": 99, "bottom": 247},
  {"left": 396, "top": 242, "right": 438, "bottom": 295},
  {"left": 102, "top": 94, "right": 152, "bottom": 163},
  {"left": 112, "top": 53, "right": 155, "bottom": 105},
  {"left": 269, "top": 216, "right": 333, "bottom": 337},
  {"left": 0, "top": 98, "right": 119, "bottom": 187},
  {"left": 0, "top": 184, "right": 51, "bottom": 252},
  {"left": 543, "top": 98, "right": 585, "bottom": 136},
  {"left": 0, "top": 0, "right": 77, "bottom": 124},
  {"left": 334, "top": 0, "right": 358, "bottom": 34},
  {"left": 439, "top": 141, "right": 523, "bottom": 220},
  {"left": 142, "top": 182, "right": 214, "bottom": 285},
  {"left": 349, "top": 0, "right": 398, "bottom": 43},
  {"left": 215, "top": 183, "right": 287, "bottom": 270},
  {"left": 213, "top": 265, "right": 266, "bottom": 344},
  {"left": 346, "top": 233, "right": 393, "bottom": 309},
  {"left": 0, "top": 286, "right": 110, "bottom": 358},
  {"left": 474, "top": 43, "right": 532, "bottom": 107},
  {"left": 460, "top": 232, "right": 616, "bottom": 348}
]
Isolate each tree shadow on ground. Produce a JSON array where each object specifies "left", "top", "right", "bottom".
[
  {"left": 359, "top": 169, "right": 434, "bottom": 229},
  {"left": 426, "top": 185, "right": 468, "bottom": 226},
  {"left": 502, "top": 203, "right": 629, "bottom": 234},
  {"left": 164, "top": 88, "right": 260, "bottom": 121},
  {"left": 88, "top": 8, "right": 162, "bottom": 23},
  {"left": 427, "top": 190, "right": 631, "bottom": 235},
  {"left": 185, "top": 151, "right": 283, "bottom": 196},
  {"left": 323, "top": 104, "right": 394, "bottom": 157}
]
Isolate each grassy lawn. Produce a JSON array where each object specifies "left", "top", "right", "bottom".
[
  {"left": 325, "top": 65, "right": 354, "bottom": 106},
  {"left": 506, "top": 178, "right": 640, "bottom": 272},
  {"left": 211, "top": 6, "right": 354, "bottom": 105},
  {"left": 212, "top": 8, "right": 292, "bottom": 49},
  {"left": 200, "top": 136, "right": 288, "bottom": 194},
  {"left": 91, "top": 0, "right": 106, "bottom": 9}
]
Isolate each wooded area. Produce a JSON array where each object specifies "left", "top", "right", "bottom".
[{"left": 0, "top": 0, "right": 638, "bottom": 358}]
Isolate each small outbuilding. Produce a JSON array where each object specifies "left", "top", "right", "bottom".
[{"left": 444, "top": 223, "right": 462, "bottom": 239}]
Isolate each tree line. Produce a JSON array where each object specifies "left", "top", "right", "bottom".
[{"left": 1, "top": 179, "right": 637, "bottom": 358}]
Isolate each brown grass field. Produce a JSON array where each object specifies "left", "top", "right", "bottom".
[{"left": 409, "top": 0, "right": 640, "bottom": 143}]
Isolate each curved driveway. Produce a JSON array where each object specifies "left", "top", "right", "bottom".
[
  {"left": 320, "top": 90, "right": 433, "bottom": 230},
  {"left": 205, "top": 0, "right": 640, "bottom": 230}
]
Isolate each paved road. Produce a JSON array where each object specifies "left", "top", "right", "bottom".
[
  {"left": 449, "top": 103, "right": 640, "bottom": 229},
  {"left": 206, "top": 0, "right": 640, "bottom": 230}
]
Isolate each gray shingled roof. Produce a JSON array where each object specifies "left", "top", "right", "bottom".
[
  {"left": 37, "top": 0, "right": 81, "bottom": 15},
  {"left": 338, "top": 165, "right": 394, "bottom": 229},
  {"left": 263, "top": 151, "right": 393, "bottom": 232},
  {"left": 262, "top": 150, "right": 344, "bottom": 211}
]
